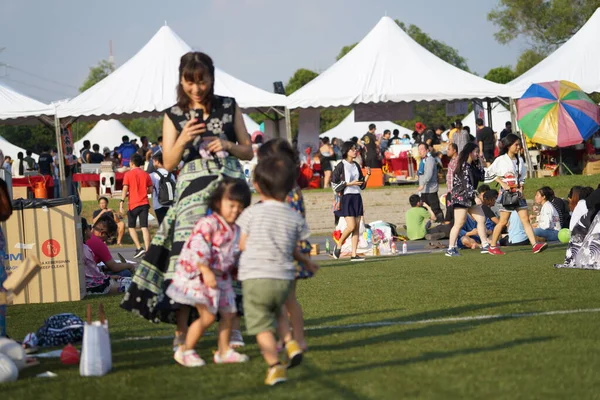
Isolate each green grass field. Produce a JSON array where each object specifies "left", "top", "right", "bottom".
[{"left": 4, "top": 245, "right": 600, "bottom": 399}]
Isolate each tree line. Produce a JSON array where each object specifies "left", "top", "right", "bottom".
[{"left": 2, "top": 0, "right": 599, "bottom": 155}]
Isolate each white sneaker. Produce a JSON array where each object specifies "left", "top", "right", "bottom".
[
  {"left": 213, "top": 349, "right": 249, "bottom": 364},
  {"left": 174, "top": 348, "right": 206, "bottom": 367}
]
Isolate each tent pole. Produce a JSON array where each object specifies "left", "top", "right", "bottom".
[
  {"left": 284, "top": 107, "right": 293, "bottom": 143},
  {"left": 510, "top": 98, "right": 534, "bottom": 178},
  {"left": 53, "top": 111, "right": 67, "bottom": 197},
  {"left": 486, "top": 100, "right": 493, "bottom": 131}
]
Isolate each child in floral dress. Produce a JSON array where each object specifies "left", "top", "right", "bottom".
[{"left": 167, "top": 179, "right": 252, "bottom": 367}]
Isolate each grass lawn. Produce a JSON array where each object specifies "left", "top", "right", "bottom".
[{"left": 4, "top": 245, "right": 600, "bottom": 399}]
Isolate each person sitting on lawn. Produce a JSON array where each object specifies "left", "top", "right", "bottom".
[
  {"left": 405, "top": 194, "right": 447, "bottom": 241},
  {"left": 481, "top": 189, "right": 500, "bottom": 229},
  {"left": 498, "top": 211, "right": 529, "bottom": 247},
  {"left": 85, "top": 215, "right": 135, "bottom": 277},
  {"left": 93, "top": 196, "right": 125, "bottom": 246},
  {"left": 532, "top": 186, "right": 561, "bottom": 242},
  {"left": 81, "top": 218, "right": 132, "bottom": 295},
  {"left": 457, "top": 191, "right": 498, "bottom": 250}
]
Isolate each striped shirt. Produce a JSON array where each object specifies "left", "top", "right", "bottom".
[
  {"left": 237, "top": 200, "right": 310, "bottom": 281},
  {"left": 452, "top": 129, "right": 471, "bottom": 154}
]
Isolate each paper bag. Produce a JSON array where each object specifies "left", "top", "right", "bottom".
[{"left": 79, "top": 304, "right": 112, "bottom": 377}]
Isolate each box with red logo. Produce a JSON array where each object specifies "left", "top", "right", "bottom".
[{"left": 1, "top": 197, "right": 85, "bottom": 304}]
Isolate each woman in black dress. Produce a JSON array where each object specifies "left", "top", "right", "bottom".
[{"left": 121, "top": 52, "right": 253, "bottom": 348}]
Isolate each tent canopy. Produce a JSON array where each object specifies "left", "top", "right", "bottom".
[
  {"left": 508, "top": 8, "right": 600, "bottom": 97},
  {"left": 287, "top": 16, "right": 508, "bottom": 109},
  {"left": 0, "top": 81, "right": 53, "bottom": 124},
  {"left": 73, "top": 120, "right": 140, "bottom": 156},
  {"left": 57, "top": 26, "right": 287, "bottom": 121},
  {"left": 0, "top": 135, "right": 36, "bottom": 159},
  {"left": 242, "top": 114, "right": 261, "bottom": 133},
  {"left": 320, "top": 110, "right": 412, "bottom": 141},
  {"left": 461, "top": 103, "right": 512, "bottom": 132}
]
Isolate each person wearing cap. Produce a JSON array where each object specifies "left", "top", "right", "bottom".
[{"left": 413, "top": 122, "right": 426, "bottom": 144}]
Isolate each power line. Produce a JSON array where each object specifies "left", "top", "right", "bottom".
[
  {"left": 4, "top": 65, "right": 78, "bottom": 89},
  {"left": 0, "top": 76, "right": 73, "bottom": 98}
]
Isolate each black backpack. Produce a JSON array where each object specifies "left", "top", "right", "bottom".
[{"left": 156, "top": 170, "right": 176, "bottom": 206}]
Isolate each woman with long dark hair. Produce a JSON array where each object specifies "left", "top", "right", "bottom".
[
  {"left": 121, "top": 52, "right": 253, "bottom": 348},
  {"left": 331, "top": 141, "right": 370, "bottom": 261},
  {"left": 486, "top": 134, "right": 547, "bottom": 255},
  {"left": 446, "top": 142, "right": 489, "bottom": 256}
]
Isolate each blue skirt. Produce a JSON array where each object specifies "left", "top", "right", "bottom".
[{"left": 340, "top": 193, "right": 364, "bottom": 217}]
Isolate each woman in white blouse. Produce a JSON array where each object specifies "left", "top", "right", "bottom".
[{"left": 532, "top": 186, "right": 560, "bottom": 242}]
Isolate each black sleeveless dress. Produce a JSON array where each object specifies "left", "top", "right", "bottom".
[{"left": 121, "top": 95, "right": 245, "bottom": 324}]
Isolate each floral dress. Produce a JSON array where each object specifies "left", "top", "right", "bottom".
[
  {"left": 287, "top": 186, "right": 313, "bottom": 279},
  {"left": 165, "top": 214, "right": 239, "bottom": 315},
  {"left": 450, "top": 161, "right": 484, "bottom": 208}
]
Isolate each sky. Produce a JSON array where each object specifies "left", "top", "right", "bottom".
[{"left": 0, "top": 0, "right": 528, "bottom": 103}]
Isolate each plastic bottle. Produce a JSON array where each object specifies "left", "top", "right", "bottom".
[
  {"left": 402, "top": 241, "right": 408, "bottom": 254},
  {"left": 390, "top": 241, "right": 397, "bottom": 254},
  {"left": 367, "top": 228, "right": 373, "bottom": 244},
  {"left": 325, "top": 238, "right": 330, "bottom": 254}
]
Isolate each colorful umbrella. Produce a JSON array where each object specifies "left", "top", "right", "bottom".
[{"left": 517, "top": 80, "right": 600, "bottom": 147}]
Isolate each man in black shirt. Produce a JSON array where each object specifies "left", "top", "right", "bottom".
[
  {"left": 89, "top": 144, "right": 105, "bottom": 163},
  {"left": 476, "top": 118, "right": 496, "bottom": 166},
  {"left": 37, "top": 146, "right": 54, "bottom": 176},
  {"left": 361, "top": 123, "right": 381, "bottom": 168},
  {"left": 499, "top": 121, "right": 512, "bottom": 141}
]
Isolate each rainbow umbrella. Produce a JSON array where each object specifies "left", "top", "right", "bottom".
[{"left": 517, "top": 80, "right": 600, "bottom": 147}]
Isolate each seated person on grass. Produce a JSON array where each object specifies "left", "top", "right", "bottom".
[
  {"left": 85, "top": 214, "right": 136, "bottom": 277},
  {"left": 457, "top": 199, "right": 497, "bottom": 250},
  {"left": 93, "top": 196, "right": 125, "bottom": 245},
  {"left": 499, "top": 211, "right": 529, "bottom": 246},
  {"left": 406, "top": 194, "right": 448, "bottom": 240},
  {"left": 81, "top": 218, "right": 132, "bottom": 296},
  {"left": 481, "top": 189, "right": 500, "bottom": 229}
]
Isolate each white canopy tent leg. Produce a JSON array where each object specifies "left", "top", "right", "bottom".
[{"left": 53, "top": 110, "right": 67, "bottom": 197}]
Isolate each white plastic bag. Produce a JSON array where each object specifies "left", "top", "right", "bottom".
[{"left": 79, "top": 304, "right": 112, "bottom": 377}]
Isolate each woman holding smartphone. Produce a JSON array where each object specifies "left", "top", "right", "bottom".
[
  {"left": 331, "top": 141, "right": 370, "bottom": 261},
  {"left": 121, "top": 52, "right": 253, "bottom": 348}
]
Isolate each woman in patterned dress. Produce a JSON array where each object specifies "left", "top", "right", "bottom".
[
  {"left": 445, "top": 142, "right": 490, "bottom": 257},
  {"left": 121, "top": 52, "right": 253, "bottom": 347}
]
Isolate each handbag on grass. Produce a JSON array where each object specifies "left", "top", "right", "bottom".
[
  {"left": 80, "top": 304, "right": 112, "bottom": 377},
  {"left": 500, "top": 156, "right": 522, "bottom": 208}
]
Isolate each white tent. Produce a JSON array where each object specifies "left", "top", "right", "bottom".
[
  {"left": 287, "top": 16, "right": 508, "bottom": 109},
  {"left": 73, "top": 120, "right": 140, "bottom": 156},
  {"left": 461, "top": 103, "right": 512, "bottom": 132},
  {"left": 0, "top": 135, "right": 36, "bottom": 159},
  {"left": 508, "top": 8, "right": 600, "bottom": 97},
  {"left": 320, "top": 110, "right": 412, "bottom": 141},
  {"left": 243, "top": 114, "right": 261, "bottom": 133},
  {"left": 0, "top": 81, "right": 53, "bottom": 124},
  {"left": 57, "top": 26, "right": 287, "bottom": 120}
]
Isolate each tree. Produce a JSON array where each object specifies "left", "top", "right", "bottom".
[
  {"left": 285, "top": 69, "right": 319, "bottom": 95},
  {"left": 514, "top": 49, "right": 546, "bottom": 76},
  {"left": 337, "top": 19, "right": 470, "bottom": 71},
  {"left": 488, "top": 0, "right": 600, "bottom": 53},
  {"left": 484, "top": 66, "right": 517, "bottom": 84},
  {"left": 79, "top": 59, "right": 115, "bottom": 92}
]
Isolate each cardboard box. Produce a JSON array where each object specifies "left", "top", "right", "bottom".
[
  {"left": 12, "top": 186, "right": 28, "bottom": 200},
  {"left": 537, "top": 164, "right": 558, "bottom": 177},
  {"left": 1, "top": 197, "right": 85, "bottom": 304},
  {"left": 79, "top": 186, "right": 98, "bottom": 202},
  {"left": 583, "top": 160, "right": 600, "bottom": 175}
]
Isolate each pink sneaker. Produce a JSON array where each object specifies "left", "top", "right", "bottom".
[
  {"left": 174, "top": 348, "right": 206, "bottom": 367},
  {"left": 488, "top": 246, "right": 505, "bottom": 255},
  {"left": 532, "top": 242, "right": 548, "bottom": 254},
  {"left": 213, "top": 349, "right": 249, "bottom": 364}
]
